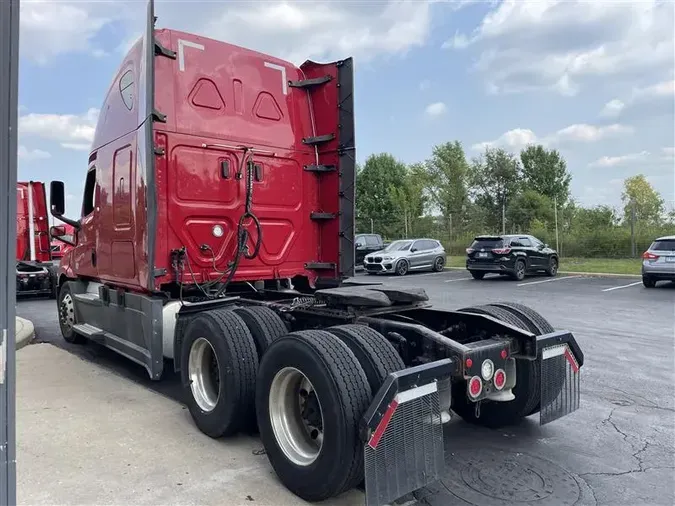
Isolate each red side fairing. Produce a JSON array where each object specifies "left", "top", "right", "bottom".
[{"left": 152, "top": 29, "right": 341, "bottom": 288}]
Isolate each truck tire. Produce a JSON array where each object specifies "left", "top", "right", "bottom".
[
  {"left": 489, "top": 302, "right": 561, "bottom": 416},
  {"left": 453, "top": 304, "right": 540, "bottom": 428},
  {"left": 180, "top": 309, "right": 258, "bottom": 438},
  {"left": 48, "top": 266, "right": 58, "bottom": 299},
  {"left": 256, "top": 330, "right": 371, "bottom": 502},
  {"left": 232, "top": 306, "right": 288, "bottom": 359},
  {"left": 57, "top": 282, "right": 85, "bottom": 344},
  {"left": 326, "top": 324, "right": 405, "bottom": 396}
]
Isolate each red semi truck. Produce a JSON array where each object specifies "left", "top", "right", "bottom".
[
  {"left": 16, "top": 181, "right": 58, "bottom": 297},
  {"left": 48, "top": 2, "right": 584, "bottom": 504},
  {"left": 50, "top": 223, "right": 75, "bottom": 260}
]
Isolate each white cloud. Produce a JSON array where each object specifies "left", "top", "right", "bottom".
[
  {"left": 589, "top": 151, "right": 651, "bottom": 168},
  {"left": 662, "top": 147, "right": 675, "bottom": 160},
  {"left": 19, "top": 108, "right": 99, "bottom": 149},
  {"left": 17, "top": 145, "right": 51, "bottom": 161},
  {"left": 600, "top": 99, "right": 626, "bottom": 118},
  {"left": 104, "top": 1, "right": 436, "bottom": 66},
  {"left": 425, "top": 102, "right": 447, "bottom": 117},
  {"left": 601, "top": 79, "right": 675, "bottom": 117},
  {"left": 552, "top": 123, "right": 633, "bottom": 144},
  {"left": 473, "top": 123, "right": 633, "bottom": 152},
  {"left": 19, "top": 1, "right": 129, "bottom": 64},
  {"left": 445, "top": 0, "right": 675, "bottom": 96},
  {"left": 471, "top": 128, "right": 538, "bottom": 151}
]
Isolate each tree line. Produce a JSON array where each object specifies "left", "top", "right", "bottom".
[{"left": 355, "top": 142, "right": 672, "bottom": 258}]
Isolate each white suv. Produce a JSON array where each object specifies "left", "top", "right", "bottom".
[{"left": 642, "top": 235, "right": 675, "bottom": 288}]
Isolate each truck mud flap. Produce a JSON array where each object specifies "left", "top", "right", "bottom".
[
  {"left": 537, "top": 332, "right": 583, "bottom": 425},
  {"left": 360, "top": 359, "right": 454, "bottom": 506}
]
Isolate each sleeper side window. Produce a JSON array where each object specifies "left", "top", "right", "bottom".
[{"left": 82, "top": 168, "right": 97, "bottom": 217}]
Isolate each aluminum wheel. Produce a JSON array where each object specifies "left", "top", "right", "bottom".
[
  {"left": 60, "top": 293, "right": 75, "bottom": 331},
  {"left": 188, "top": 337, "right": 221, "bottom": 412},
  {"left": 269, "top": 367, "right": 325, "bottom": 467}
]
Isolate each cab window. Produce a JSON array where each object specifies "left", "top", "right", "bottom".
[{"left": 82, "top": 168, "right": 97, "bottom": 216}]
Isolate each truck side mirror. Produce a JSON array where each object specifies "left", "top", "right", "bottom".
[
  {"left": 50, "top": 225, "right": 66, "bottom": 237},
  {"left": 50, "top": 181, "right": 66, "bottom": 216}
]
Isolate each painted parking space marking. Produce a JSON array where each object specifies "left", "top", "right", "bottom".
[
  {"left": 444, "top": 277, "right": 472, "bottom": 283},
  {"left": 517, "top": 275, "right": 583, "bottom": 287},
  {"left": 602, "top": 281, "right": 643, "bottom": 292}
]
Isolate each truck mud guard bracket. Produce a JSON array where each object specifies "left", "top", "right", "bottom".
[
  {"left": 536, "top": 331, "right": 583, "bottom": 425},
  {"left": 360, "top": 359, "right": 454, "bottom": 506}
]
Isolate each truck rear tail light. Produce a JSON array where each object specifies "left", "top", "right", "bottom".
[
  {"left": 468, "top": 376, "right": 482, "bottom": 398},
  {"left": 492, "top": 247, "right": 511, "bottom": 254},
  {"left": 642, "top": 251, "right": 659, "bottom": 260},
  {"left": 493, "top": 369, "right": 506, "bottom": 390},
  {"left": 480, "top": 359, "right": 494, "bottom": 381},
  {"left": 465, "top": 358, "right": 473, "bottom": 368}
]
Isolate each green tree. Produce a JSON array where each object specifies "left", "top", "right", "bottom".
[
  {"left": 423, "top": 141, "right": 470, "bottom": 236},
  {"left": 520, "top": 145, "right": 572, "bottom": 205},
  {"left": 506, "top": 189, "right": 554, "bottom": 232},
  {"left": 621, "top": 174, "right": 665, "bottom": 225},
  {"left": 469, "top": 147, "right": 522, "bottom": 232},
  {"left": 355, "top": 153, "right": 408, "bottom": 236},
  {"left": 389, "top": 163, "right": 427, "bottom": 237}
]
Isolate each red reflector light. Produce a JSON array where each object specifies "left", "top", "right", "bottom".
[
  {"left": 492, "top": 247, "right": 511, "bottom": 254},
  {"left": 494, "top": 369, "right": 506, "bottom": 390},
  {"left": 642, "top": 251, "right": 659, "bottom": 260},
  {"left": 501, "top": 349, "right": 508, "bottom": 360},
  {"left": 465, "top": 358, "right": 473, "bottom": 369},
  {"left": 468, "top": 376, "right": 482, "bottom": 398}
]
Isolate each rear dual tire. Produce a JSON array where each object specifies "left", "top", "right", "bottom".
[{"left": 256, "top": 325, "right": 399, "bottom": 501}]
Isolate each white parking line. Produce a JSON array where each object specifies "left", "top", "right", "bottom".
[
  {"left": 517, "top": 275, "right": 583, "bottom": 287},
  {"left": 444, "top": 277, "right": 472, "bottom": 283},
  {"left": 602, "top": 281, "right": 643, "bottom": 292}
]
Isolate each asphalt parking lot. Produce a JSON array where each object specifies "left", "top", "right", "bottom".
[{"left": 17, "top": 270, "right": 675, "bottom": 506}]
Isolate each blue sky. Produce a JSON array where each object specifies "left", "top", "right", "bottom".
[{"left": 17, "top": 0, "right": 675, "bottom": 217}]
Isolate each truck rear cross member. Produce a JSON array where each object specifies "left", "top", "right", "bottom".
[{"left": 47, "top": 2, "right": 585, "bottom": 505}]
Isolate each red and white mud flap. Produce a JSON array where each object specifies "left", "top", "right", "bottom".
[
  {"left": 360, "top": 359, "right": 454, "bottom": 506},
  {"left": 539, "top": 339, "right": 582, "bottom": 426}
]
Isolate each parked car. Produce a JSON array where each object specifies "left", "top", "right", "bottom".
[
  {"left": 466, "top": 234, "right": 558, "bottom": 281},
  {"left": 364, "top": 238, "right": 446, "bottom": 276},
  {"left": 642, "top": 235, "right": 675, "bottom": 287},
  {"left": 355, "top": 233, "right": 384, "bottom": 268}
]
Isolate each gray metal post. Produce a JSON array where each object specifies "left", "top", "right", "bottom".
[{"left": 0, "top": 0, "right": 20, "bottom": 504}]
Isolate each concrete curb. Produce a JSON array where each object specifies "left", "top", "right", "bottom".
[
  {"left": 444, "top": 266, "right": 641, "bottom": 278},
  {"left": 16, "top": 316, "right": 35, "bottom": 350}
]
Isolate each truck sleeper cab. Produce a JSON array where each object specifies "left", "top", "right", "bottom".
[{"left": 49, "top": 2, "right": 585, "bottom": 505}]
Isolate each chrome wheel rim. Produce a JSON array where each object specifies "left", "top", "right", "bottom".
[
  {"left": 60, "top": 293, "right": 75, "bottom": 332},
  {"left": 188, "top": 337, "right": 220, "bottom": 412},
  {"left": 269, "top": 367, "right": 324, "bottom": 467}
]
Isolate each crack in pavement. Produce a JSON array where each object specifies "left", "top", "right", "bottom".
[{"left": 580, "top": 465, "right": 675, "bottom": 478}]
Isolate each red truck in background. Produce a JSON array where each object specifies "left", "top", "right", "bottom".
[
  {"left": 50, "top": 223, "right": 75, "bottom": 260},
  {"left": 16, "top": 181, "right": 58, "bottom": 297},
  {"left": 47, "top": 2, "right": 585, "bottom": 504}
]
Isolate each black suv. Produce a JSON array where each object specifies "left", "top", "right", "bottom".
[
  {"left": 466, "top": 234, "right": 558, "bottom": 281},
  {"left": 355, "top": 233, "right": 385, "bottom": 268}
]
